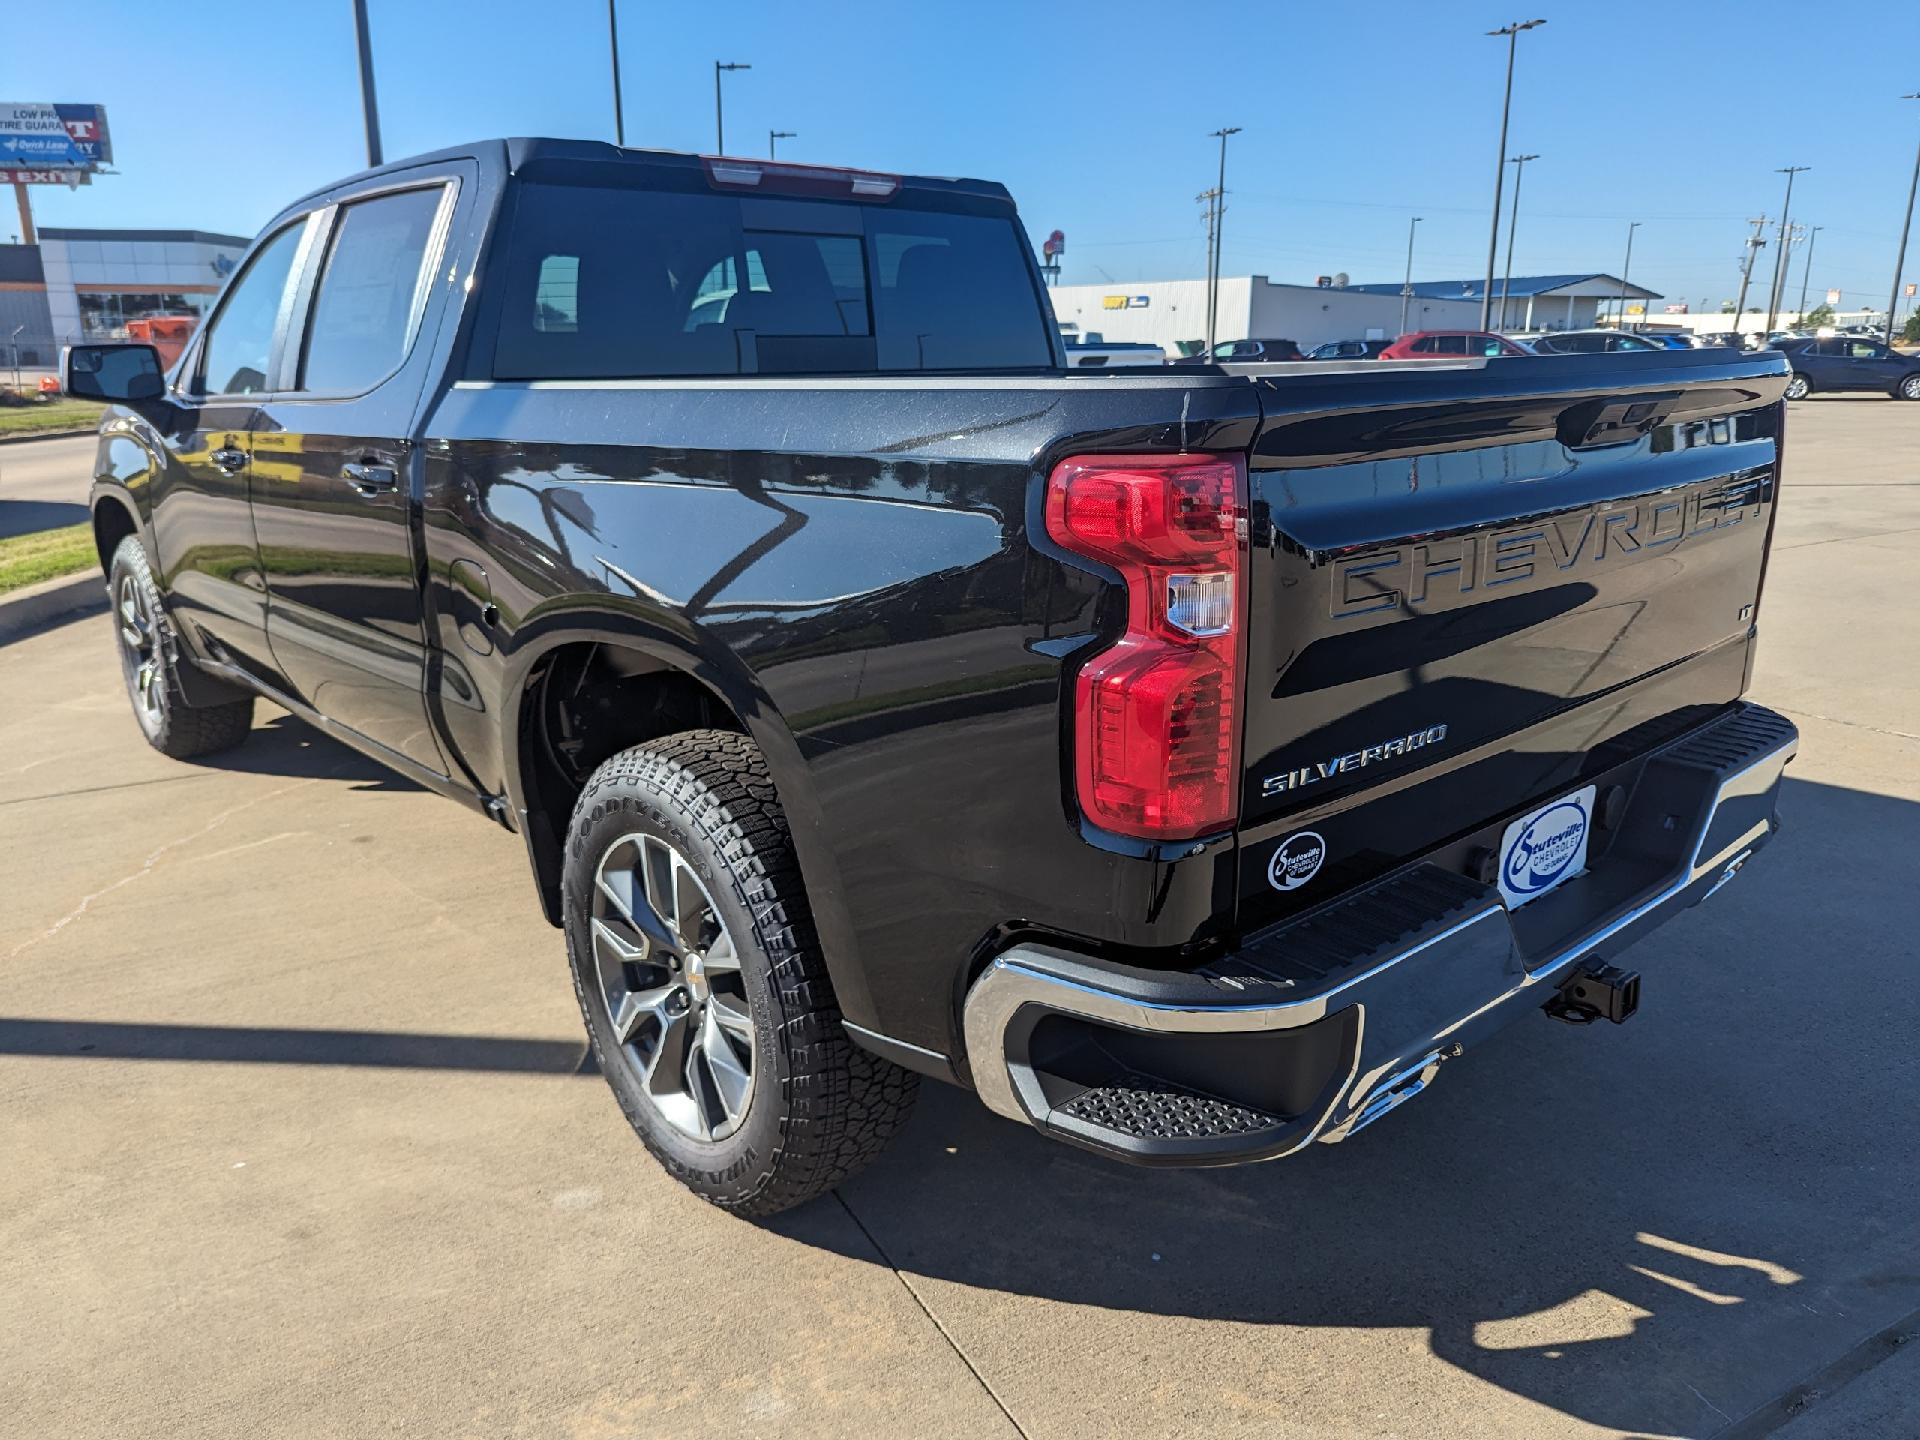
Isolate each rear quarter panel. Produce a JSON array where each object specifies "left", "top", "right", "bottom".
[{"left": 418, "top": 375, "right": 1259, "bottom": 1059}]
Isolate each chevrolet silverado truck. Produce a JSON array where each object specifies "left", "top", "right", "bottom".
[{"left": 66, "top": 140, "right": 1797, "bottom": 1215}]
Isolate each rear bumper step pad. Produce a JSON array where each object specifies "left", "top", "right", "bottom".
[{"left": 963, "top": 701, "right": 1798, "bottom": 1166}]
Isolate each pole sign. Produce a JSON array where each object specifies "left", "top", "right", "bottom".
[
  {"left": 1826, "top": 289, "right": 1841, "bottom": 305},
  {"left": 0, "top": 103, "right": 110, "bottom": 177}
]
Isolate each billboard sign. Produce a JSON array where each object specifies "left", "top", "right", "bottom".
[{"left": 0, "top": 103, "right": 110, "bottom": 175}]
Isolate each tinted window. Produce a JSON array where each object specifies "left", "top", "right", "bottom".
[
  {"left": 198, "top": 222, "right": 304, "bottom": 395},
  {"left": 1847, "top": 340, "right": 1889, "bottom": 359},
  {"left": 1811, "top": 338, "right": 1844, "bottom": 356},
  {"left": 1477, "top": 338, "right": 1507, "bottom": 356},
  {"left": 300, "top": 187, "right": 444, "bottom": 392},
  {"left": 1435, "top": 335, "right": 1468, "bottom": 355},
  {"left": 491, "top": 183, "right": 1051, "bottom": 379}
]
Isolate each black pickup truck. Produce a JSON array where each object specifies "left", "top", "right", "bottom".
[{"left": 67, "top": 140, "right": 1797, "bottom": 1215}]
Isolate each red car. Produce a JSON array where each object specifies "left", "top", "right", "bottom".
[{"left": 1379, "top": 330, "right": 1530, "bottom": 360}]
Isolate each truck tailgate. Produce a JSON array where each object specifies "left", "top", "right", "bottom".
[{"left": 1237, "top": 350, "right": 1789, "bottom": 931}]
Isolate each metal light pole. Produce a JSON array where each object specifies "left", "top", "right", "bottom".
[
  {"left": 1797, "top": 224, "right": 1823, "bottom": 318},
  {"left": 607, "top": 0, "right": 626, "bottom": 146},
  {"left": 1885, "top": 94, "right": 1920, "bottom": 346},
  {"left": 769, "top": 130, "right": 795, "bottom": 159},
  {"left": 351, "top": 0, "right": 383, "bottom": 167},
  {"left": 1480, "top": 19, "right": 1545, "bottom": 330},
  {"left": 1619, "top": 221, "right": 1640, "bottom": 328},
  {"left": 1498, "top": 154, "right": 1538, "bottom": 331},
  {"left": 1400, "top": 216, "right": 1423, "bottom": 336},
  {"left": 1764, "top": 166, "right": 1810, "bottom": 334},
  {"left": 714, "top": 61, "right": 750, "bottom": 154},
  {"left": 1207, "top": 126, "right": 1241, "bottom": 353}
]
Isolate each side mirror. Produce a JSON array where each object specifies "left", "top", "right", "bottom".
[{"left": 65, "top": 343, "right": 167, "bottom": 408}]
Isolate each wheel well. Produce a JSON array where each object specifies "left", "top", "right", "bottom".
[
  {"left": 92, "top": 497, "right": 139, "bottom": 576},
  {"left": 518, "top": 641, "right": 748, "bottom": 922}
]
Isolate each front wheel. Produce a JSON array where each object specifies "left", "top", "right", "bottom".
[
  {"left": 563, "top": 729, "right": 917, "bottom": 1216},
  {"left": 107, "top": 536, "right": 254, "bottom": 758},
  {"left": 1896, "top": 373, "right": 1920, "bottom": 401},
  {"left": 1783, "top": 373, "right": 1812, "bottom": 400}
]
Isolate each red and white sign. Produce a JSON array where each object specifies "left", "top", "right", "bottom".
[{"left": 1826, "top": 289, "right": 1841, "bottom": 305}]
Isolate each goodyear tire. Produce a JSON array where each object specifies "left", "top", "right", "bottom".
[
  {"left": 563, "top": 729, "right": 917, "bottom": 1216},
  {"left": 107, "top": 536, "right": 253, "bottom": 759}
]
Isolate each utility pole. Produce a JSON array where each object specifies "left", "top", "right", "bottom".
[
  {"left": 351, "top": 0, "right": 383, "bottom": 167},
  {"left": 1400, "top": 216, "right": 1423, "bottom": 336},
  {"left": 607, "top": 0, "right": 625, "bottom": 146},
  {"left": 769, "top": 130, "right": 795, "bottom": 159},
  {"left": 1198, "top": 187, "right": 1222, "bottom": 352},
  {"left": 1885, "top": 94, "right": 1920, "bottom": 346},
  {"left": 714, "top": 61, "right": 750, "bottom": 154},
  {"left": 1765, "top": 166, "right": 1810, "bottom": 334},
  {"left": 1207, "top": 127, "right": 1241, "bottom": 354},
  {"left": 1480, "top": 19, "right": 1546, "bottom": 329},
  {"left": 1798, "top": 224, "right": 1823, "bottom": 317},
  {"left": 1619, "top": 221, "right": 1640, "bottom": 328},
  {"left": 1769, "top": 222, "right": 1805, "bottom": 325},
  {"left": 1733, "top": 215, "right": 1769, "bottom": 324},
  {"left": 1498, "top": 154, "right": 1538, "bottom": 330}
]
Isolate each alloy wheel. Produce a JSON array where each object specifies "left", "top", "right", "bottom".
[
  {"left": 1901, "top": 375, "right": 1920, "bottom": 400},
  {"left": 590, "top": 832, "right": 755, "bottom": 1141},
  {"left": 116, "top": 574, "right": 164, "bottom": 726},
  {"left": 1784, "top": 375, "right": 1810, "bottom": 400}
]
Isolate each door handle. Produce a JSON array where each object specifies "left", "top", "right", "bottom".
[
  {"left": 211, "top": 446, "right": 247, "bottom": 474},
  {"left": 341, "top": 461, "right": 398, "bottom": 496}
]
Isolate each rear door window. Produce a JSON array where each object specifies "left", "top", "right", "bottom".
[
  {"left": 298, "top": 186, "right": 445, "bottom": 393},
  {"left": 491, "top": 182, "right": 1051, "bottom": 378}
]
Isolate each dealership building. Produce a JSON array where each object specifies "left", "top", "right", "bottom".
[
  {"left": 0, "top": 226, "right": 249, "bottom": 372},
  {"left": 1045, "top": 272, "right": 1662, "bottom": 354}
]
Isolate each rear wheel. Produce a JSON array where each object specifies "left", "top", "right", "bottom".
[
  {"left": 1783, "top": 373, "right": 1811, "bottom": 400},
  {"left": 563, "top": 729, "right": 917, "bottom": 1216},
  {"left": 107, "top": 536, "right": 253, "bottom": 758},
  {"left": 1896, "top": 373, "right": 1920, "bottom": 401}
]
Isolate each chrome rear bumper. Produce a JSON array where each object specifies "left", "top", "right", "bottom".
[{"left": 962, "top": 703, "right": 1798, "bottom": 1165}]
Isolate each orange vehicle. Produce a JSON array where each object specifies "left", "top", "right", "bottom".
[{"left": 123, "top": 315, "right": 198, "bottom": 370}]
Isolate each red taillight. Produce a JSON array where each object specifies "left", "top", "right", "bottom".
[{"left": 1046, "top": 453, "right": 1247, "bottom": 840}]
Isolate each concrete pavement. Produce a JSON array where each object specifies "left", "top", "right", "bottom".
[
  {"left": 2, "top": 398, "right": 1917, "bottom": 1438},
  {"left": 0, "top": 432, "right": 95, "bottom": 539}
]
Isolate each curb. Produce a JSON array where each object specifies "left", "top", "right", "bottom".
[
  {"left": 0, "top": 427, "right": 98, "bottom": 447},
  {"left": 0, "top": 570, "right": 106, "bottom": 645}
]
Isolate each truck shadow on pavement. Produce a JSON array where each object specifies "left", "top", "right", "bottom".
[
  {"left": 798, "top": 774, "right": 1920, "bottom": 1438},
  {"left": 197, "top": 711, "right": 426, "bottom": 792}
]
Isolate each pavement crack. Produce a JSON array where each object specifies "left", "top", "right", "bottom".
[
  {"left": 0, "top": 770, "right": 219, "bottom": 809},
  {"left": 7, "top": 775, "right": 320, "bottom": 961},
  {"left": 1770, "top": 705, "right": 1920, "bottom": 743},
  {"left": 1710, "top": 1305, "right": 1920, "bottom": 1439},
  {"left": 833, "top": 1191, "right": 1031, "bottom": 1439}
]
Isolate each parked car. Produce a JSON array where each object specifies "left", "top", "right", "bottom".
[
  {"left": 1059, "top": 329, "right": 1166, "bottom": 368},
  {"left": 1377, "top": 330, "right": 1531, "bottom": 359},
  {"left": 1169, "top": 337, "right": 1306, "bottom": 365},
  {"left": 1695, "top": 332, "right": 1746, "bottom": 350},
  {"left": 1305, "top": 338, "right": 1393, "bottom": 360},
  {"left": 1768, "top": 335, "right": 1920, "bottom": 399},
  {"left": 66, "top": 138, "right": 1798, "bottom": 1216},
  {"left": 1525, "top": 330, "right": 1668, "bottom": 355}
]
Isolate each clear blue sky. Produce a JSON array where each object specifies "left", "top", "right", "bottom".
[{"left": 15, "top": 0, "right": 1920, "bottom": 313}]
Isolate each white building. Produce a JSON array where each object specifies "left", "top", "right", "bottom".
[{"left": 1045, "top": 272, "right": 1661, "bottom": 355}]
